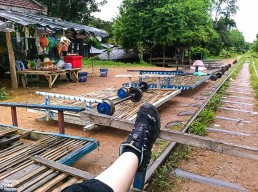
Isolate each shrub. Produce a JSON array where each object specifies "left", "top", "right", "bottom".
[
  {"left": 0, "top": 88, "right": 8, "bottom": 100},
  {"left": 190, "top": 47, "right": 209, "bottom": 60}
]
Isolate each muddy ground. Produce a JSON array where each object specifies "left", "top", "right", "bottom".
[{"left": 2, "top": 61, "right": 253, "bottom": 191}]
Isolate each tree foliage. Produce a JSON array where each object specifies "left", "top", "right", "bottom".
[
  {"left": 228, "top": 29, "right": 245, "bottom": 52},
  {"left": 216, "top": 17, "right": 236, "bottom": 42},
  {"left": 208, "top": 0, "right": 238, "bottom": 22},
  {"left": 113, "top": 0, "right": 217, "bottom": 53},
  {"left": 251, "top": 34, "right": 258, "bottom": 53},
  {"left": 36, "top": 0, "right": 107, "bottom": 23}
]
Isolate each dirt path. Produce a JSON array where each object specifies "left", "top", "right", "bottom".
[
  {"left": 169, "top": 61, "right": 258, "bottom": 192},
  {"left": 0, "top": 65, "right": 218, "bottom": 173},
  {"left": 0, "top": 61, "right": 240, "bottom": 189}
]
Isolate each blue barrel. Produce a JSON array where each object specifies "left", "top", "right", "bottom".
[
  {"left": 78, "top": 72, "right": 87, "bottom": 82},
  {"left": 99, "top": 68, "right": 108, "bottom": 77}
]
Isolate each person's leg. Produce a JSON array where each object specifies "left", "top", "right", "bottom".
[
  {"left": 95, "top": 152, "right": 138, "bottom": 192},
  {"left": 96, "top": 103, "right": 160, "bottom": 192},
  {"left": 62, "top": 103, "right": 160, "bottom": 192}
]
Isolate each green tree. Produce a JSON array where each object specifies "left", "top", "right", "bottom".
[
  {"left": 215, "top": 17, "right": 236, "bottom": 48},
  {"left": 203, "top": 0, "right": 239, "bottom": 56},
  {"left": 251, "top": 34, "right": 258, "bottom": 52},
  {"left": 113, "top": 0, "right": 217, "bottom": 61},
  {"left": 228, "top": 29, "right": 245, "bottom": 52},
  {"left": 203, "top": 16, "right": 236, "bottom": 56},
  {"left": 208, "top": 0, "right": 238, "bottom": 23},
  {"left": 113, "top": 0, "right": 156, "bottom": 49},
  {"left": 36, "top": 0, "right": 107, "bottom": 23}
]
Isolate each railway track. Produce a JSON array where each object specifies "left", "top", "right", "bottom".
[
  {"left": 152, "top": 59, "right": 258, "bottom": 191},
  {"left": 78, "top": 59, "right": 251, "bottom": 190}
]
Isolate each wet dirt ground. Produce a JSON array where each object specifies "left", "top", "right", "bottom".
[
  {"left": 1, "top": 61, "right": 253, "bottom": 191},
  {"left": 168, "top": 61, "right": 258, "bottom": 192}
]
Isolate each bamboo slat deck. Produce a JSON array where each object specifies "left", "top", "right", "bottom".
[
  {"left": 29, "top": 88, "right": 180, "bottom": 128},
  {"left": 0, "top": 124, "right": 98, "bottom": 192},
  {"left": 122, "top": 74, "right": 211, "bottom": 90}
]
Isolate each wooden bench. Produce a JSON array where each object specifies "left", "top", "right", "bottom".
[{"left": 0, "top": 102, "right": 85, "bottom": 134}]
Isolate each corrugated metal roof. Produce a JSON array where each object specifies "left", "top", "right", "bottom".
[
  {"left": 97, "top": 47, "right": 138, "bottom": 60},
  {"left": 100, "top": 43, "right": 114, "bottom": 48},
  {"left": 0, "top": 21, "right": 14, "bottom": 32},
  {"left": 0, "top": 0, "right": 44, "bottom": 12},
  {"left": 0, "top": 9, "right": 108, "bottom": 37},
  {"left": 90, "top": 47, "right": 106, "bottom": 54}
]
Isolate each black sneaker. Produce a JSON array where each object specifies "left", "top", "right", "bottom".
[{"left": 119, "top": 103, "right": 160, "bottom": 171}]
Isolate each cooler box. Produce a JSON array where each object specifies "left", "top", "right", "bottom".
[{"left": 64, "top": 56, "right": 82, "bottom": 68}]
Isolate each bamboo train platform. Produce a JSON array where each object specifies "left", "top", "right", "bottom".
[
  {"left": 0, "top": 124, "right": 98, "bottom": 192},
  {"left": 121, "top": 74, "right": 211, "bottom": 90},
  {"left": 29, "top": 88, "right": 181, "bottom": 130},
  {"left": 120, "top": 67, "right": 230, "bottom": 90}
]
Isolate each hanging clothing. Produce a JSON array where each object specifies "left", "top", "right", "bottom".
[
  {"left": 49, "top": 46, "right": 59, "bottom": 60},
  {"left": 39, "top": 36, "right": 48, "bottom": 49},
  {"left": 27, "top": 38, "right": 38, "bottom": 60},
  {"left": 21, "top": 37, "right": 25, "bottom": 51},
  {"left": 46, "top": 36, "right": 56, "bottom": 53},
  {"left": 36, "top": 37, "right": 44, "bottom": 55},
  {"left": 12, "top": 37, "right": 18, "bottom": 53}
]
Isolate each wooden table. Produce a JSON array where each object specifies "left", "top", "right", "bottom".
[{"left": 17, "top": 68, "right": 81, "bottom": 88}]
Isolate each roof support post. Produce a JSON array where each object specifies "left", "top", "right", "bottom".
[{"left": 5, "top": 32, "right": 18, "bottom": 89}]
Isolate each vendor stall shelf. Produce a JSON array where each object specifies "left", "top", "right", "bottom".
[{"left": 16, "top": 68, "right": 81, "bottom": 88}]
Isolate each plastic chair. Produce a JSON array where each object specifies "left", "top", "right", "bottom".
[{"left": 15, "top": 60, "right": 28, "bottom": 85}]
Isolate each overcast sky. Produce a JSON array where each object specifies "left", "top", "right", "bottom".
[
  {"left": 93, "top": 0, "right": 258, "bottom": 43},
  {"left": 233, "top": 0, "right": 258, "bottom": 42}
]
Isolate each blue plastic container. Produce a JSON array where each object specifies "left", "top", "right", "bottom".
[
  {"left": 99, "top": 68, "right": 108, "bottom": 77},
  {"left": 64, "top": 63, "right": 72, "bottom": 70},
  {"left": 78, "top": 72, "right": 87, "bottom": 82}
]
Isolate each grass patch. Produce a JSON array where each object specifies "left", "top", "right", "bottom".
[
  {"left": 188, "top": 120, "right": 208, "bottom": 136},
  {"left": 0, "top": 87, "right": 8, "bottom": 100},
  {"left": 170, "top": 123, "right": 185, "bottom": 131},
  {"left": 250, "top": 58, "right": 258, "bottom": 100},
  {"left": 152, "top": 140, "right": 170, "bottom": 161},
  {"left": 166, "top": 121, "right": 185, "bottom": 131},
  {"left": 82, "top": 58, "right": 152, "bottom": 68},
  {"left": 151, "top": 145, "right": 191, "bottom": 192}
]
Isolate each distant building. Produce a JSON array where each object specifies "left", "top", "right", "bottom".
[
  {"left": 0, "top": 0, "right": 47, "bottom": 14},
  {"left": 96, "top": 47, "right": 139, "bottom": 62}
]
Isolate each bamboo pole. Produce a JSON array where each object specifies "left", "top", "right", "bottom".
[{"left": 5, "top": 32, "right": 18, "bottom": 89}]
